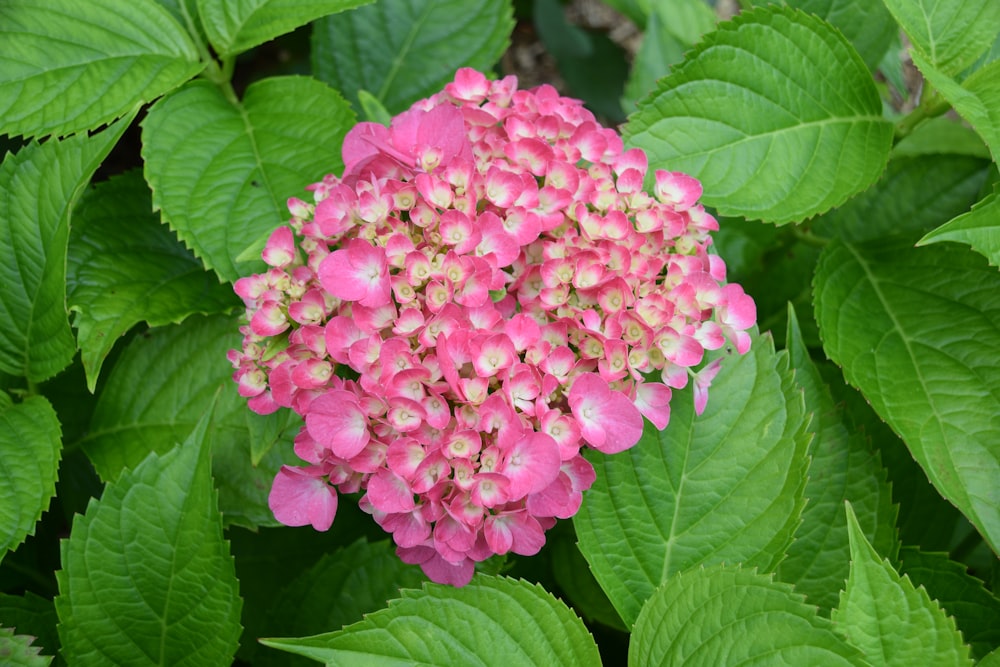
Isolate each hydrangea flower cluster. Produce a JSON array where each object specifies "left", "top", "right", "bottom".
[{"left": 230, "top": 68, "right": 756, "bottom": 586}]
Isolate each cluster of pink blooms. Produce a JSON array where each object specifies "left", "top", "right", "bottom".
[{"left": 230, "top": 68, "right": 755, "bottom": 585}]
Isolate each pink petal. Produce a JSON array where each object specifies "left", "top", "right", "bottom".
[
  {"left": 366, "top": 468, "right": 416, "bottom": 513},
  {"left": 305, "top": 390, "right": 370, "bottom": 458},
  {"left": 499, "top": 432, "right": 562, "bottom": 500},
  {"left": 568, "top": 373, "right": 643, "bottom": 454},
  {"left": 634, "top": 381, "right": 672, "bottom": 430},
  {"left": 268, "top": 466, "right": 337, "bottom": 531}
]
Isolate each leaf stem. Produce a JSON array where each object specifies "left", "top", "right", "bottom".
[
  {"left": 791, "top": 227, "right": 829, "bottom": 247},
  {"left": 894, "top": 86, "right": 950, "bottom": 141}
]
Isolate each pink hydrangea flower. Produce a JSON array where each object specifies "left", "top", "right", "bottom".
[{"left": 230, "top": 68, "right": 756, "bottom": 586}]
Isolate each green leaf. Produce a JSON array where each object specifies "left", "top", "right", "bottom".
[
  {"left": 832, "top": 503, "right": 974, "bottom": 667},
  {"left": 782, "top": 0, "right": 897, "bottom": 71},
  {"left": 814, "top": 239, "right": 1000, "bottom": 554},
  {"left": 356, "top": 89, "right": 392, "bottom": 126},
  {"left": 312, "top": 0, "right": 514, "bottom": 115},
  {"left": 55, "top": 404, "right": 242, "bottom": 667},
  {"left": 918, "top": 189, "right": 1000, "bottom": 268},
  {"left": 880, "top": 0, "right": 1000, "bottom": 76},
  {"left": 0, "top": 394, "right": 62, "bottom": 562},
  {"left": 257, "top": 538, "right": 426, "bottom": 666},
  {"left": 630, "top": 565, "right": 869, "bottom": 666},
  {"left": 810, "top": 154, "right": 990, "bottom": 243},
  {"left": 0, "top": 0, "right": 202, "bottom": 138},
  {"left": 0, "top": 627, "right": 50, "bottom": 667},
  {"left": 80, "top": 313, "right": 296, "bottom": 528},
  {"left": 625, "top": 5, "right": 893, "bottom": 224},
  {"left": 778, "top": 305, "right": 898, "bottom": 613},
  {"left": 247, "top": 407, "right": 302, "bottom": 466},
  {"left": 549, "top": 533, "right": 627, "bottom": 632},
  {"left": 981, "top": 647, "right": 1000, "bottom": 667},
  {"left": 141, "top": 76, "right": 354, "bottom": 282},
  {"left": 574, "top": 333, "right": 810, "bottom": 627},
  {"left": 898, "top": 547, "right": 1000, "bottom": 660},
  {"left": 67, "top": 170, "right": 237, "bottom": 392},
  {"left": 0, "top": 117, "right": 131, "bottom": 382},
  {"left": 912, "top": 56, "right": 1000, "bottom": 164},
  {"left": 0, "top": 592, "right": 59, "bottom": 663},
  {"left": 261, "top": 575, "right": 601, "bottom": 667},
  {"left": 197, "top": 0, "right": 371, "bottom": 57}
]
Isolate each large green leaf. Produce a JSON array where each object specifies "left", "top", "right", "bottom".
[
  {"left": 898, "top": 547, "right": 1000, "bottom": 660},
  {"left": 68, "top": 170, "right": 237, "bottom": 392},
  {"left": 55, "top": 405, "right": 242, "bottom": 666},
  {"left": 779, "top": 305, "right": 898, "bottom": 613},
  {"left": 625, "top": 5, "right": 893, "bottom": 224},
  {"left": 80, "top": 313, "right": 297, "bottom": 527},
  {"left": 913, "top": 56, "right": 1000, "bottom": 164},
  {"left": 0, "top": 118, "right": 130, "bottom": 382},
  {"left": 141, "top": 76, "right": 354, "bottom": 283},
  {"left": 197, "top": 0, "right": 371, "bottom": 57},
  {"left": 257, "top": 538, "right": 426, "bottom": 667},
  {"left": 781, "top": 0, "right": 896, "bottom": 71},
  {"left": 574, "top": 333, "right": 809, "bottom": 627},
  {"left": 880, "top": 0, "right": 1000, "bottom": 76},
  {"left": 832, "top": 503, "right": 973, "bottom": 666},
  {"left": 919, "top": 188, "right": 1000, "bottom": 269},
  {"left": 813, "top": 239, "right": 1000, "bottom": 555},
  {"left": 0, "top": 394, "right": 61, "bottom": 561},
  {"left": 312, "top": 0, "right": 514, "bottom": 115},
  {"left": 261, "top": 575, "right": 601, "bottom": 666},
  {"left": 0, "top": 0, "right": 202, "bottom": 138},
  {"left": 629, "top": 565, "right": 869, "bottom": 666}
]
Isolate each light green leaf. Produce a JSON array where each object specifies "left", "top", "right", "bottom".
[
  {"left": 257, "top": 538, "right": 426, "bottom": 667},
  {"left": 629, "top": 565, "right": 869, "bottom": 666},
  {"left": 197, "top": 0, "right": 371, "bottom": 57},
  {"left": 0, "top": 0, "right": 202, "bottom": 138},
  {"left": 68, "top": 170, "right": 237, "bottom": 392},
  {"left": 80, "top": 313, "right": 296, "bottom": 527},
  {"left": 813, "top": 239, "right": 1000, "bottom": 556},
  {"left": 261, "top": 575, "right": 601, "bottom": 667},
  {"left": 625, "top": 5, "right": 893, "bottom": 224},
  {"left": 0, "top": 117, "right": 131, "bottom": 382},
  {"left": 574, "top": 333, "right": 810, "bottom": 627},
  {"left": 880, "top": 0, "right": 1000, "bottom": 76},
  {"left": 981, "top": 647, "right": 1000, "bottom": 667},
  {"left": 810, "top": 154, "right": 990, "bottom": 243},
  {"left": 55, "top": 404, "right": 242, "bottom": 667},
  {"left": 918, "top": 189, "right": 1000, "bottom": 268},
  {"left": 898, "top": 547, "right": 1000, "bottom": 660},
  {"left": 141, "top": 76, "right": 354, "bottom": 283},
  {"left": 0, "top": 627, "right": 50, "bottom": 667},
  {"left": 779, "top": 304, "right": 898, "bottom": 613},
  {"left": 781, "top": 0, "right": 896, "bottom": 71},
  {"left": 0, "top": 394, "right": 61, "bottom": 563},
  {"left": 312, "top": 0, "right": 514, "bottom": 115},
  {"left": 622, "top": 0, "right": 716, "bottom": 109},
  {"left": 832, "top": 503, "right": 974, "bottom": 667},
  {"left": 912, "top": 55, "right": 1000, "bottom": 164}
]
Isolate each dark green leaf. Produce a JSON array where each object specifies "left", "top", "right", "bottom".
[
  {"left": 625, "top": 6, "right": 893, "bottom": 223},
  {"left": 0, "top": 592, "right": 58, "bottom": 664},
  {"left": 68, "top": 170, "right": 237, "bottom": 392},
  {"left": 262, "top": 576, "right": 601, "bottom": 666},
  {"left": 55, "top": 405, "right": 242, "bottom": 666},
  {"left": 0, "top": 0, "right": 201, "bottom": 138},
  {"left": 0, "top": 395, "right": 61, "bottom": 562},
  {"left": 814, "top": 239, "right": 1000, "bottom": 556},
  {"left": 832, "top": 503, "right": 973, "bottom": 666},
  {"left": 312, "top": 0, "right": 514, "bottom": 116},
  {"left": 629, "top": 565, "right": 868, "bottom": 666},
  {"left": 575, "top": 333, "right": 809, "bottom": 626},
  {"left": 0, "top": 118, "right": 131, "bottom": 382},
  {"left": 197, "top": 0, "right": 371, "bottom": 57}
]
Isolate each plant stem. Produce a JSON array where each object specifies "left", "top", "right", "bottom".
[{"left": 894, "top": 86, "right": 950, "bottom": 141}]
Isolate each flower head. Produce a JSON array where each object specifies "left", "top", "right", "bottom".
[{"left": 231, "top": 68, "right": 756, "bottom": 585}]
